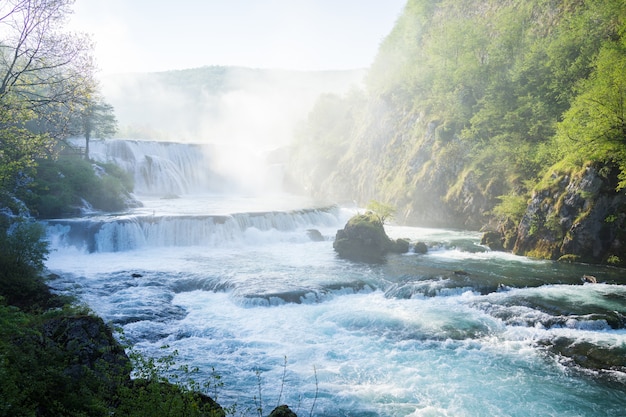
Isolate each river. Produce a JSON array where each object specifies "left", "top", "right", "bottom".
[{"left": 44, "top": 140, "right": 626, "bottom": 416}]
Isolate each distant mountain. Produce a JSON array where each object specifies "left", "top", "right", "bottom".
[{"left": 101, "top": 66, "right": 365, "bottom": 144}]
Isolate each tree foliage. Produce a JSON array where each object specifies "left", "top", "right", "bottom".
[
  {"left": 25, "top": 156, "right": 134, "bottom": 218},
  {"left": 72, "top": 96, "right": 118, "bottom": 159},
  {"left": 557, "top": 41, "right": 626, "bottom": 187},
  {"left": 0, "top": 0, "right": 102, "bottom": 187},
  {"left": 0, "top": 0, "right": 127, "bottom": 218},
  {"left": 366, "top": 200, "right": 396, "bottom": 224},
  {"left": 290, "top": 0, "right": 626, "bottom": 228},
  {"left": 0, "top": 0, "right": 95, "bottom": 111}
]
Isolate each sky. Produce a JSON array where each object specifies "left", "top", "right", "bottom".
[{"left": 68, "top": 0, "right": 407, "bottom": 75}]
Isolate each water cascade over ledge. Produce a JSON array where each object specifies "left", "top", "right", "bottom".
[
  {"left": 44, "top": 140, "right": 626, "bottom": 417},
  {"left": 47, "top": 206, "right": 343, "bottom": 253}
]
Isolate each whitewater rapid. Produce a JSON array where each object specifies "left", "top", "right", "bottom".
[
  {"left": 43, "top": 140, "right": 626, "bottom": 416},
  {"left": 43, "top": 194, "right": 626, "bottom": 417}
]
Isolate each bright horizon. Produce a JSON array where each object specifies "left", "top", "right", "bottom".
[{"left": 68, "top": 0, "right": 406, "bottom": 75}]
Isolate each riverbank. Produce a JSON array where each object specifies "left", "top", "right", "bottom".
[{"left": 0, "top": 271, "right": 228, "bottom": 416}]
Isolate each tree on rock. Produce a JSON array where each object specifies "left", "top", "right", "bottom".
[
  {"left": 366, "top": 200, "right": 396, "bottom": 223},
  {"left": 334, "top": 212, "right": 390, "bottom": 262}
]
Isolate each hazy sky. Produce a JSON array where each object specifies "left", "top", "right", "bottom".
[{"left": 69, "top": 0, "right": 406, "bottom": 75}]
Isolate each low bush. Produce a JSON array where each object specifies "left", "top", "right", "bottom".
[{"left": 26, "top": 155, "right": 134, "bottom": 218}]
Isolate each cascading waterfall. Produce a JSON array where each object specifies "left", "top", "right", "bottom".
[
  {"left": 44, "top": 140, "right": 626, "bottom": 417},
  {"left": 87, "top": 139, "right": 227, "bottom": 195},
  {"left": 47, "top": 206, "right": 344, "bottom": 253}
]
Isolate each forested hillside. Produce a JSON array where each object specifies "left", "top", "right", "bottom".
[
  {"left": 287, "top": 0, "right": 626, "bottom": 265},
  {"left": 102, "top": 66, "right": 364, "bottom": 142}
]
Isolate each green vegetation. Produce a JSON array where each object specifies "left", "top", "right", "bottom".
[
  {"left": 75, "top": 97, "right": 118, "bottom": 160},
  {"left": 116, "top": 344, "right": 227, "bottom": 417},
  {"left": 294, "top": 0, "right": 626, "bottom": 204},
  {"left": 0, "top": 217, "right": 227, "bottom": 416},
  {"left": 0, "top": 219, "right": 53, "bottom": 311},
  {"left": 0, "top": 2, "right": 225, "bottom": 415},
  {"left": 290, "top": 0, "right": 626, "bottom": 263},
  {"left": 366, "top": 200, "right": 396, "bottom": 223},
  {"left": 25, "top": 156, "right": 134, "bottom": 218},
  {"left": 0, "top": 0, "right": 126, "bottom": 219}
]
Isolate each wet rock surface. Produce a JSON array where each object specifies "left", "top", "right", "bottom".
[{"left": 333, "top": 212, "right": 408, "bottom": 262}]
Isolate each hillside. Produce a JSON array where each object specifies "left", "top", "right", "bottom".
[
  {"left": 101, "top": 66, "right": 365, "bottom": 144},
  {"left": 286, "top": 0, "right": 626, "bottom": 265}
]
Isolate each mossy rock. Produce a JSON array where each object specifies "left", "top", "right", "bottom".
[
  {"left": 413, "top": 241, "right": 428, "bottom": 254},
  {"left": 557, "top": 254, "right": 581, "bottom": 263},
  {"left": 389, "top": 238, "right": 410, "bottom": 254},
  {"left": 481, "top": 231, "right": 504, "bottom": 251},
  {"left": 333, "top": 212, "right": 392, "bottom": 262},
  {"left": 269, "top": 405, "right": 298, "bottom": 417}
]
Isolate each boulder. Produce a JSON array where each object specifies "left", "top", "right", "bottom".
[
  {"left": 581, "top": 274, "right": 597, "bottom": 284},
  {"left": 269, "top": 404, "right": 298, "bottom": 417},
  {"left": 42, "top": 315, "right": 130, "bottom": 386},
  {"left": 333, "top": 212, "right": 405, "bottom": 262},
  {"left": 481, "top": 230, "right": 504, "bottom": 251},
  {"left": 413, "top": 241, "right": 428, "bottom": 254},
  {"left": 389, "top": 238, "right": 410, "bottom": 254},
  {"left": 306, "top": 229, "right": 325, "bottom": 241}
]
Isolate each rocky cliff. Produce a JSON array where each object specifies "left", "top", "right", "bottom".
[
  {"left": 286, "top": 0, "right": 626, "bottom": 266},
  {"left": 287, "top": 101, "right": 499, "bottom": 230},
  {"left": 506, "top": 164, "right": 626, "bottom": 265}
]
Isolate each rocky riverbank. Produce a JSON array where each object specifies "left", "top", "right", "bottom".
[
  {"left": 485, "top": 163, "right": 626, "bottom": 266},
  {"left": 0, "top": 268, "right": 310, "bottom": 416}
]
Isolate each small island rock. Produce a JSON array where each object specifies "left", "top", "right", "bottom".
[
  {"left": 333, "top": 212, "right": 408, "bottom": 262},
  {"left": 306, "top": 228, "right": 325, "bottom": 241}
]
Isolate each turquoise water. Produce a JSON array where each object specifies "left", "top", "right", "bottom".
[{"left": 45, "top": 195, "right": 626, "bottom": 417}]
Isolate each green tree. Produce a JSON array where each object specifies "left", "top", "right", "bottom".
[
  {"left": 0, "top": 0, "right": 98, "bottom": 196},
  {"left": 556, "top": 42, "right": 626, "bottom": 187},
  {"left": 73, "top": 96, "right": 118, "bottom": 160},
  {"left": 0, "top": 107, "right": 53, "bottom": 193},
  {"left": 0, "top": 0, "right": 95, "bottom": 111},
  {"left": 0, "top": 216, "right": 52, "bottom": 310},
  {"left": 366, "top": 200, "right": 396, "bottom": 223}
]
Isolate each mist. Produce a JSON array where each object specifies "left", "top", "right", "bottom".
[{"left": 100, "top": 67, "right": 364, "bottom": 194}]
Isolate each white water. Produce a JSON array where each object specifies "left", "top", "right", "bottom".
[
  {"left": 45, "top": 141, "right": 626, "bottom": 416},
  {"left": 88, "top": 138, "right": 284, "bottom": 195}
]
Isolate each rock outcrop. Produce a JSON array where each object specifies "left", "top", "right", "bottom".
[
  {"left": 42, "top": 315, "right": 131, "bottom": 390},
  {"left": 333, "top": 212, "right": 408, "bottom": 262},
  {"left": 39, "top": 314, "right": 226, "bottom": 416},
  {"left": 269, "top": 405, "right": 298, "bottom": 417},
  {"left": 509, "top": 164, "right": 626, "bottom": 265},
  {"left": 540, "top": 336, "right": 626, "bottom": 376},
  {"left": 306, "top": 229, "right": 325, "bottom": 241}
]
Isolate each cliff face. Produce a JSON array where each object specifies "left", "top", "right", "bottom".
[
  {"left": 509, "top": 164, "right": 626, "bottom": 265},
  {"left": 285, "top": 0, "right": 626, "bottom": 266},
  {"left": 287, "top": 101, "right": 501, "bottom": 230}
]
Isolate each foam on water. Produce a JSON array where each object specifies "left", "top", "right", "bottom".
[
  {"left": 43, "top": 141, "right": 626, "bottom": 416},
  {"left": 133, "top": 290, "right": 623, "bottom": 416},
  {"left": 47, "top": 223, "right": 626, "bottom": 416}
]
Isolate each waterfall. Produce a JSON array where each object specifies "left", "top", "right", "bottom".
[
  {"left": 87, "top": 139, "right": 226, "bottom": 195},
  {"left": 46, "top": 206, "right": 343, "bottom": 253}
]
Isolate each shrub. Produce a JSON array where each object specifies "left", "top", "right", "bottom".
[
  {"left": 366, "top": 200, "right": 396, "bottom": 223},
  {"left": 27, "top": 155, "right": 134, "bottom": 218},
  {"left": 0, "top": 218, "right": 55, "bottom": 311}
]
